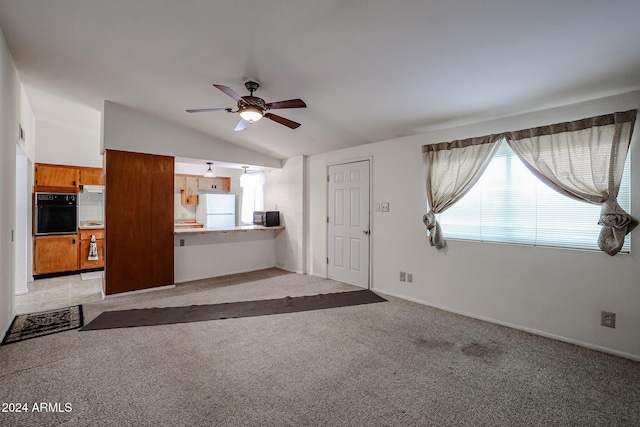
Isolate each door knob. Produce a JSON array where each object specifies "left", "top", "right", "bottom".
[{"left": 363, "top": 229, "right": 370, "bottom": 235}]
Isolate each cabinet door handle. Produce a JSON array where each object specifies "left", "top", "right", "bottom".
[{"left": 72, "top": 238, "right": 76, "bottom": 244}]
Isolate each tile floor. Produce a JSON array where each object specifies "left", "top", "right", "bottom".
[{"left": 15, "top": 272, "right": 104, "bottom": 314}]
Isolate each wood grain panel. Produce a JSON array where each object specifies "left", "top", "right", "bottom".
[
  {"left": 104, "top": 150, "right": 174, "bottom": 295},
  {"left": 79, "top": 238, "right": 104, "bottom": 270},
  {"left": 34, "top": 235, "right": 79, "bottom": 274},
  {"left": 80, "top": 167, "right": 105, "bottom": 185},
  {"left": 34, "top": 163, "right": 79, "bottom": 190},
  {"left": 214, "top": 177, "right": 231, "bottom": 192},
  {"left": 80, "top": 229, "right": 105, "bottom": 240}
]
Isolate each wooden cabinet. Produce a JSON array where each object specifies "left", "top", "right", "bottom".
[
  {"left": 197, "top": 177, "right": 231, "bottom": 192},
  {"left": 79, "top": 229, "right": 104, "bottom": 270},
  {"left": 176, "top": 174, "right": 231, "bottom": 205},
  {"left": 181, "top": 176, "right": 199, "bottom": 205},
  {"left": 197, "top": 177, "right": 215, "bottom": 191},
  {"left": 34, "top": 234, "right": 79, "bottom": 274},
  {"left": 34, "top": 164, "right": 79, "bottom": 192},
  {"left": 34, "top": 164, "right": 104, "bottom": 192},
  {"left": 80, "top": 167, "right": 104, "bottom": 186},
  {"left": 174, "top": 175, "right": 186, "bottom": 190},
  {"left": 215, "top": 177, "right": 231, "bottom": 192}
]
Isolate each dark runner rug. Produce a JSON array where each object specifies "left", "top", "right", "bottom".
[
  {"left": 1, "top": 305, "right": 83, "bottom": 345},
  {"left": 81, "top": 290, "right": 386, "bottom": 331}
]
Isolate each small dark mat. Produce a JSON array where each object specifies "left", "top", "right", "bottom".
[
  {"left": 82, "top": 290, "right": 386, "bottom": 331},
  {"left": 2, "top": 305, "right": 84, "bottom": 345}
]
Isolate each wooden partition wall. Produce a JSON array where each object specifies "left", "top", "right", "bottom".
[{"left": 104, "top": 149, "right": 174, "bottom": 295}]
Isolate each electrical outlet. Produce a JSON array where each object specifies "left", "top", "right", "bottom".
[
  {"left": 400, "top": 272, "right": 406, "bottom": 282},
  {"left": 381, "top": 202, "right": 390, "bottom": 212},
  {"left": 179, "top": 239, "right": 185, "bottom": 247},
  {"left": 407, "top": 273, "right": 413, "bottom": 283},
  {"left": 601, "top": 311, "right": 616, "bottom": 328}
]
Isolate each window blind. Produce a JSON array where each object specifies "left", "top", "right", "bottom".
[{"left": 439, "top": 140, "right": 632, "bottom": 252}]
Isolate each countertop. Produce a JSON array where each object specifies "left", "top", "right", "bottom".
[
  {"left": 174, "top": 225, "right": 285, "bottom": 235},
  {"left": 79, "top": 222, "right": 104, "bottom": 230}
]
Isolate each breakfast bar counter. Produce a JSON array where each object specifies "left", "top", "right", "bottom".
[
  {"left": 174, "top": 225, "right": 285, "bottom": 283},
  {"left": 174, "top": 225, "right": 284, "bottom": 234}
]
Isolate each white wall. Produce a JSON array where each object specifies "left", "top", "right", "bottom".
[
  {"left": 174, "top": 231, "right": 277, "bottom": 283},
  {"left": 16, "top": 85, "right": 35, "bottom": 294},
  {"left": 0, "top": 29, "right": 32, "bottom": 336},
  {"left": 102, "top": 101, "right": 282, "bottom": 169},
  {"left": 35, "top": 119, "right": 102, "bottom": 167},
  {"left": 308, "top": 90, "right": 640, "bottom": 361},
  {"left": 264, "top": 155, "right": 305, "bottom": 273}
]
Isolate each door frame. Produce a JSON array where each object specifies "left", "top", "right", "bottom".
[{"left": 326, "top": 156, "right": 372, "bottom": 289}]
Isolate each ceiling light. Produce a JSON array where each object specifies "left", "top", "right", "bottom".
[
  {"left": 239, "top": 105, "right": 263, "bottom": 123},
  {"left": 203, "top": 162, "right": 215, "bottom": 178}
]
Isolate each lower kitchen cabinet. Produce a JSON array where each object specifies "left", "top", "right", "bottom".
[
  {"left": 34, "top": 234, "right": 79, "bottom": 275},
  {"left": 79, "top": 229, "right": 105, "bottom": 269}
]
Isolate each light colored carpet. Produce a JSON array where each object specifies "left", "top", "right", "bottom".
[{"left": 1, "top": 268, "right": 639, "bottom": 426}]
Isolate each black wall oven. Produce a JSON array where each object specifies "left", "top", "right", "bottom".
[{"left": 35, "top": 193, "right": 78, "bottom": 235}]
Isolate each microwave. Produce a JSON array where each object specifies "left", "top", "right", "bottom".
[{"left": 253, "top": 211, "right": 280, "bottom": 227}]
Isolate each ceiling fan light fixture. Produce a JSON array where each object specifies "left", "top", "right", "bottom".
[
  {"left": 239, "top": 105, "right": 263, "bottom": 123},
  {"left": 204, "top": 162, "right": 215, "bottom": 178}
]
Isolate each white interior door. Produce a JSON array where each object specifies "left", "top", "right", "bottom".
[{"left": 327, "top": 160, "right": 370, "bottom": 288}]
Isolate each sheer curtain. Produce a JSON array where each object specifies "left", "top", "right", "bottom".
[
  {"left": 506, "top": 110, "right": 637, "bottom": 255},
  {"left": 423, "top": 110, "right": 637, "bottom": 255},
  {"left": 422, "top": 136, "right": 501, "bottom": 249},
  {"left": 240, "top": 172, "right": 265, "bottom": 224}
]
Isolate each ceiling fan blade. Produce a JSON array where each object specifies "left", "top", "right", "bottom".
[
  {"left": 213, "top": 84, "right": 244, "bottom": 103},
  {"left": 266, "top": 99, "right": 307, "bottom": 110},
  {"left": 186, "top": 107, "right": 231, "bottom": 113},
  {"left": 264, "top": 113, "right": 301, "bottom": 129},
  {"left": 234, "top": 118, "right": 249, "bottom": 132}
]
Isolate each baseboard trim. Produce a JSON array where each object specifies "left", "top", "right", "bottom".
[
  {"left": 15, "top": 289, "right": 29, "bottom": 296},
  {"left": 375, "top": 289, "right": 640, "bottom": 363},
  {"left": 104, "top": 284, "right": 176, "bottom": 299},
  {"left": 174, "top": 265, "right": 278, "bottom": 284}
]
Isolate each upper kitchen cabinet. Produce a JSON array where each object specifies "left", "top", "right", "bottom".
[
  {"left": 34, "top": 163, "right": 104, "bottom": 193},
  {"left": 175, "top": 174, "right": 230, "bottom": 205},
  {"left": 174, "top": 174, "right": 186, "bottom": 191},
  {"left": 197, "top": 177, "right": 231, "bottom": 192},
  {"left": 34, "top": 163, "right": 80, "bottom": 193},
  {"left": 79, "top": 167, "right": 104, "bottom": 186},
  {"left": 181, "top": 176, "right": 199, "bottom": 205}
]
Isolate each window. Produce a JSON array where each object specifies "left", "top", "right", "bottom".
[
  {"left": 438, "top": 139, "right": 632, "bottom": 252},
  {"left": 240, "top": 172, "right": 265, "bottom": 224}
]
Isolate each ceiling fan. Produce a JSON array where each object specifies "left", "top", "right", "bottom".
[{"left": 186, "top": 81, "right": 306, "bottom": 131}]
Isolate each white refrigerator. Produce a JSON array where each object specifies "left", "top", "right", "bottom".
[{"left": 196, "top": 193, "right": 236, "bottom": 228}]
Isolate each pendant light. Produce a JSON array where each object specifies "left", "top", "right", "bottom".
[{"left": 203, "top": 162, "right": 215, "bottom": 178}]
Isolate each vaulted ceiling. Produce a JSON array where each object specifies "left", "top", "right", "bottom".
[{"left": 1, "top": 0, "right": 640, "bottom": 160}]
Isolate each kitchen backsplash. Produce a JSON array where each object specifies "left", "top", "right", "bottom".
[
  {"left": 79, "top": 192, "right": 104, "bottom": 222},
  {"left": 174, "top": 191, "right": 196, "bottom": 220}
]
